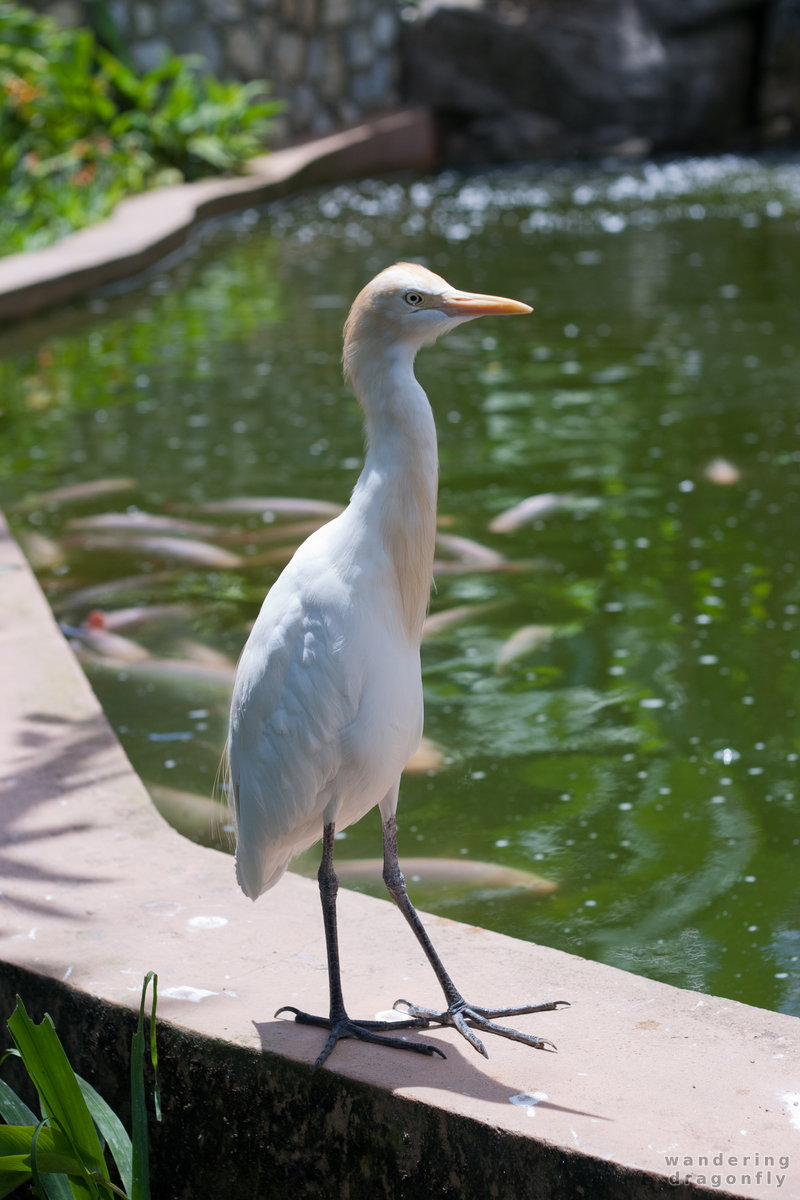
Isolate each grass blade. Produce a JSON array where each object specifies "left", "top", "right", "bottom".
[
  {"left": 128, "top": 1038, "right": 146, "bottom": 1199},
  {"left": 130, "top": 973, "right": 159, "bottom": 1200},
  {"left": 145, "top": 978, "right": 159, "bottom": 1125}
]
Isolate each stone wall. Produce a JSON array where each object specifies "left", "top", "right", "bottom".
[
  {"left": 35, "top": 0, "right": 400, "bottom": 143},
  {"left": 33, "top": 0, "right": 800, "bottom": 161},
  {"left": 402, "top": 0, "right": 800, "bottom": 165}
]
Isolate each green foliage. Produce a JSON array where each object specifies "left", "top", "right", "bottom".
[
  {"left": 0, "top": 973, "right": 160, "bottom": 1200},
  {"left": 0, "top": 5, "right": 281, "bottom": 255}
]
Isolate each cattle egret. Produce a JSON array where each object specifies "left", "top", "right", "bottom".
[{"left": 228, "top": 262, "right": 567, "bottom": 1069}]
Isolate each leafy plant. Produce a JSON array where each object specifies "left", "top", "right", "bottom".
[
  {"left": 0, "top": 973, "right": 160, "bottom": 1199},
  {"left": 0, "top": 4, "right": 282, "bottom": 255}
]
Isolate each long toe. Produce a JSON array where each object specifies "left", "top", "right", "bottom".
[
  {"left": 277, "top": 1005, "right": 430, "bottom": 1032},
  {"left": 469, "top": 1000, "right": 570, "bottom": 1020},
  {"left": 393, "top": 998, "right": 441, "bottom": 1021},
  {"left": 275, "top": 1006, "right": 445, "bottom": 1071},
  {"left": 392, "top": 996, "right": 565, "bottom": 1057},
  {"left": 451, "top": 1009, "right": 488, "bottom": 1058},
  {"left": 468, "top": 1012, "right": 557, "bottom": 1051}
]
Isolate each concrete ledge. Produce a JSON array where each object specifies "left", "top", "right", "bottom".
[
  {"left": 0, "top": 109, "right": 438, "bottom": 322},
  {"left": 2, "top": 511, "right": 798, "bottom": 1199}
]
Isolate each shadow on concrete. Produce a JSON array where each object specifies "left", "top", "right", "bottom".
[
  {"left": 0, "top": 706, "right": 122, "bottom": 926},
  {"left": 253, "top": 1015, "right": 611, "bottom": 1121}
]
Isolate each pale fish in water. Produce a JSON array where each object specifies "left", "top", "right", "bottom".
[
  {"left": 171, "top": 496, "right": 343, "bottom": 519},
  {"left": 703, "top": 457, "right": 741, "bottom": 485},
  {"left": 435, "top": 532, "right": 507, "bottom": 567},
  {"left": 403, "top": 737, "right": 444, "bottom": 773},
  {"left": 170, "top": 638, "right": 237, "bottom": 671},
  {"left": 147, "top": 784, "right": 232, "bottom": 847},
  {"left": 304, "top": 857, "right": 557, "bottom": 895},
  {"left": 494, "top": 624, "right": 555, "bottom": 672},
  {"left": 83, "top": 604, "right": 195, "bottom": 632},
  {"left": 489, "top": 492, "right": 573, "bottom": 533},
  {"left": 199, "top": 523, "right": 330, "bottom": 566},
  {"left": 67, "top": 512, "right": 225, "bottom": 539},
  {"left": 244, "top": 544, "right": 306, "bottom": 568},
  {"left": 66, "top": 626, "right": 151, "bottom": 664},
  {"left": 222, "top": 518, "right": 327, "bottom": 546},
  {"left": 82, "top": 655, "right": 234, "bottom": 692},
  {"left": 18, "top": 531, "right": 66, "bottom": 571},
  {"left": 62, "top": 532, "right": 243, "bottom": 569},
  {"left": 50, "top": 571, "right": 182, "bottom": 614},
  {"left": 13, "top": 477, "right": 137, "bottom": 511},
  {"left": 70, "top": 511, "right": 327, "bottom": 547},
  {"left": 422, "top": 602, "right": 499, "bottom": 638},
  {"left": 432, "top": 557, "right": 542, "bottom": 576}
]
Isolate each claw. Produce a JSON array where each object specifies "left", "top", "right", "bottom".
[{"left": 393, "top": 998, "right": 437, "bottom": 1020}]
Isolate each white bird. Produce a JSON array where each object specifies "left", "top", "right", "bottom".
[{"left": 228, "top": 262, "right": 567, "bottom": 1069}]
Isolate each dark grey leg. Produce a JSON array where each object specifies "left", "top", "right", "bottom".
[
  {"left": 276, "top": 821, "right": 444, "bottom": 1071},
  {"left": 381, "top": 815, "right": 569, "bottom": 1058}
]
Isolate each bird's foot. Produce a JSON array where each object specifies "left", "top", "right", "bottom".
[
  {"left": 275, "top": 1005, "right": 445, "bottom": 1072},
  {"left": 392, "top": 997, "right": 570, "bottom": 1058}
]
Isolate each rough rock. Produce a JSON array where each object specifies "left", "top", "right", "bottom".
[
  {"left": 402, "top": 0, "right": 769, "bottom": 163},
  {"left": 759, "top": 0, "right": 800, "bottom": 142}
]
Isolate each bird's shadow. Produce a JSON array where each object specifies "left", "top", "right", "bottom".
[{"left": 253, "top": 1014, "right": 609, "bottom": 1122}]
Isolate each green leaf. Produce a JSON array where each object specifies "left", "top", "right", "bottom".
[
  {"left": 7, "top": 999, "right": 109, "bottom": 1189},
  {"left": 0, "top": 1084, "right": 73, "bottom": 1200},
  {"left": 186, "top": 134, "right": 232, "bottom": 170},
  {"left": 31, "top": 1119, "right": 67, "bottom": 1200},
  {"left": 76, "top": 1078, "right": 132, "bottom": 1196},
  {"left": 0, "top": 1077, "right": 37, "bottom": 1126},
  {"left": 0, "top": 1123, "right": 84, "bottom": 1196},
  {"left": 37, "top": 1165, "right": 74, "bottom": 1200},
  {"left": 0, "top": 1156, "right": 33, "bottom": 1200}
]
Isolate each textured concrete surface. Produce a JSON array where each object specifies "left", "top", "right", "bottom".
[
  {"left": 0, "top": 109, "right": 438, "bottom": 322},
  {"left": 2, "top": 510, "right": 799, "bottom": 1199}
]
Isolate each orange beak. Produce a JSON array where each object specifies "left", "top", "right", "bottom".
[{"left": 438, "top": 290, "right": 533, "bottom": 318}]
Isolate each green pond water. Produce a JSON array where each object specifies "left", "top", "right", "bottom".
[{"left": 2, "top": 156, "right": 800, "bottom": 1016}]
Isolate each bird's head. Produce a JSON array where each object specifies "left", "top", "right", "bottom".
[{"left": 343, "top": 262, "right": 532, "bottom": 383}]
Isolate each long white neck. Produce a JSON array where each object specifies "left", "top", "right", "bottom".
[{"left": 347, "top": 341, "right": 438, "bottom": 643}]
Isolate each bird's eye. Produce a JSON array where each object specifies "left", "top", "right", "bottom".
[{"left": 404, "top": 291, "right": 424, "bottom": 307}]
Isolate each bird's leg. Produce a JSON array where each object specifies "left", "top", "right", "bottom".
[
  {"left": 275, "top": 821, "right": 443, "bottom": 1071},
  {"left": 381, "top": 815, "right": 569, "bottom": 1058}
]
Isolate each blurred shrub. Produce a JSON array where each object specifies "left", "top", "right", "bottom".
[{"left": 0, "top": 4, "right": 281, "bottom": 255}]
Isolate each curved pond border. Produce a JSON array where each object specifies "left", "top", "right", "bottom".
[
  {"left": 1, "top": 116, "right": 798, "bottom": 1197},
  {"left": 0, "top": 109, "right": 437, "bottom": 322}
]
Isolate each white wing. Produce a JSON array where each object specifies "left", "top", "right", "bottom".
[
  {"left": 229, "top": 575, "right": 356, "bottom": 897},
  {"left": 229, "top": 515, "right": 425, "bottom": 899}
]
